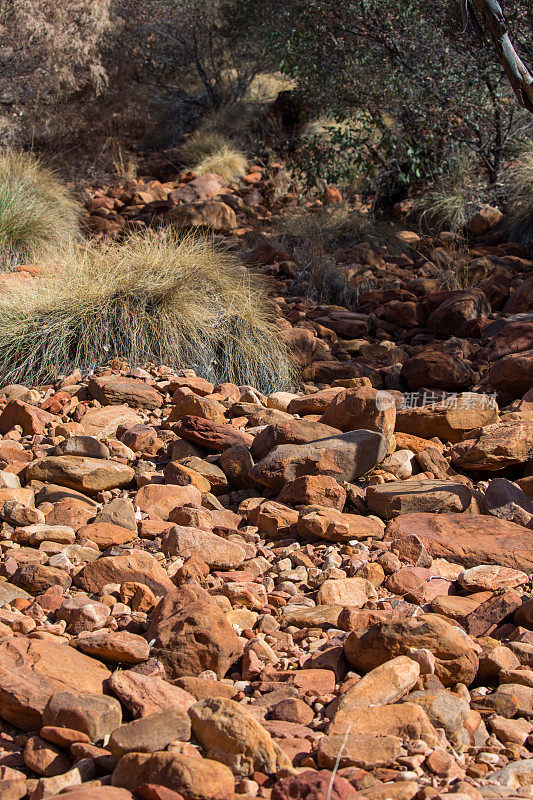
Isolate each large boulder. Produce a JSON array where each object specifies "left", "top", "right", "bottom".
[
  {"left": 188, "top": 697, "right": 291, "bottom": 777},
  {"left": 385, "top": 513, "right": 533, "bottom": 571},
  {"left": 250, "top": 430, "right": 388, "bottom": 492},
  {"left": 451, "top": 421, "right": 533, "bottom": 470},
  {"left": 394, "top": 392, "right": 498, "bottom": 443},
  {"left": 112, "top": 752, "right": 234, "bottom": 800},
  {"left": 74, "top": 551, "right": 174, "bottom": 596},
  {"left": 344, "top": 614, "right": 479, "bottom": 686},
  {"left": 366, "top": 479, "right": 472, "bottom": 518},
  {"left": 146, "top": 585, "right": 243, "bottom": 679},
  {"left": 26, "top": 456, "right": 134, "bottom": 494},
  {"left": 0, "top": 636, "right": 110, "bottom": 730},
  {"left": 319, "top": 386, "right": 396, "bottom": 439},
  {"left": 87, "top": 375, "right": 163, "bottom": 409}
]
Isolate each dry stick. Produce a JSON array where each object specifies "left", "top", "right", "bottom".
[
  {"left": 326, "top": 721, "right": 352, "bottom": 800},
  {"left": 468, "top": 0, "right": 533, "bottom": 113}
]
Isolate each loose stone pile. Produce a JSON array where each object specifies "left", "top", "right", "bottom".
[
  {"left": 0, "top": 351, "right": 531, "bottom": 800},
  {"left": 0, "top": 161, "right": 532, "bottom": 800}
]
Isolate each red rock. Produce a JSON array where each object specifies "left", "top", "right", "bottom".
[
  {"left": 77, "top": 522, "right": 137, "bottom": 549},
  {"left": 319, "top": 386, "right": 396, "bottom": 439},
  {"left": 23, "top": 734, "right": 71, "bottom": 777},
  {"left": 74, "top": 551, "right": 174, "bottom": 595},
  {"left": 271, "top": 770, "right": 357, "bottom": 800},
  {"left": 111, "top": 752, "right": 235, "bottom": 798},
  {"left": 385, "top": 513, "right": 533, "bottom": 570},
  {"left": 43, "top": 690, "right": 122, "bottom": 742},
  {"left": 172, "top": 416, "right": 253, "bottom": 451},
  {"left": 44, "top": 789, "right": 132, "bottom": 800},
  {"left": 251, "top": 418, "right": 340, "bottom": 460},
  {"left": 324, "top": 186, "right": 343, "bottom": 204},
  {"left": 108, "top": 708, "right": 191, "bottom": 758},
  {"left": 467, "top": 205, "right": 502, "bottom": 235},
  {"left": 277, "top": 475, "right": 347, "bottom": 509},
  {"left": 344, "top": 614, "right": 479, "bottom": 686},
  {"left": 401, "top": 351, "right": 475, "bottom": 391},
  {"left": 81, "top": 405, "right": 143, "bottom": 437},
  {"left": 134, "top": 484, "right": 201, "bottom": 520},
  {"left": 257, "top": 669, "right": 336, "bottom": 694},
  {"left": 427, "top": 290, "right": 491, "bottom": 336},
  {"left": 121, "top": 425, "right": 161, "bottom": 454},
  {"left": 489, "top": 350, "right": 533, "bottom": 395},
  {"left": 250, "top": 430, "right": 388, "bottom": 492},
  {"left": 297, "top": 505, "right": 383, "bottom": 543},
  {"left": 136, "top": 785, "right": 185, "bottom": 800},
  {"left": 76, "top": 630, "right": 150, "bottom": 664},
  {"left": 45, "top": 498, "right": 95, "bottom": 530},
  {"left": 394, "top": 392, "right": 498, "bottom": 444},
  {"left": 40, "top": 726, "right": 91, "bottom": 747},
  {"left": 0, "top": 400, "right": 57, "bottom": 435},
  {"left": 170, "top": 174, "right": 225, "bottom": 203},
  {"left": 161, "top": 526, "right": 245, "bottom": 568},
  {"left": 146, "top": 585, "right": 243, "bottom": 679},
  {"left": 287, "top": 388, "right": 343, "bottom": 415},
  {"left": 451, "top": 421, "right": 533, "bottom": 470},
  {"left": 462, "top": 590, "right": 523, "bottom": 637},
  {"left": 169, "top": 200, "right": 237, "bottom": 232},
  {"left": 27, "top": 456, "right": 135, "bottom": 494},
  {"left": 108, "top": 670, "right": 196, "bottom": 718},
  {"left": 88, "top": 375, "right": 162, "bottom": 409},
  {"left": 0, "top": 635, "right": 110, "bottom": 730},
  {"left": 504, "top": 273, "right": 533, "bottom": 313},
  {"left": 247, "top": 500, "right": 298, "bottom": 539}
]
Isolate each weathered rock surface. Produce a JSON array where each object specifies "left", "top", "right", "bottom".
[{"left": 147, "top": 585, "right": 243, "bottom": 679}]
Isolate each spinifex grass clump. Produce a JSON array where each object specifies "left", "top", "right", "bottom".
[
  {"left": 0, "top": 229, "right": 295, "bottom": 393},
  {"left": 0, "top": 151, "right": 80, "bottom": 269},
  {"left": 277, "top": 205, "right": 402, "bottom": 306},
  {"left": 506, "top": 141, "right": 533, "bottom": 249},
  {"left": 180, "top": 132, "right": 248, "bottom": 183},
  {"left": 279, "top": 204, "right": 402, "bottom": 256}
]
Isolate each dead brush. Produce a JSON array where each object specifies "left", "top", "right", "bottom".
[
  {"left": 0, "top": 150, "right": 81, "bottom": 270},
  {"left": 0, "top": 229, "right": 295, "bottom": 392},
  {"left": 278, "top": 204, "right": 403, "bottom": 257},
  {"left": 277, "top": 205, "right": 402, "bottom": 306}
]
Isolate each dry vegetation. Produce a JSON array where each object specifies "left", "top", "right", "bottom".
[
  {"left": 0, "top": 229, "right": 294, "bottom": 392},
  {"left": 0, "top": 151, "right": 81, "bottom": 269},
  {"left": 277, "top": 205, "right": 403, "bottom": 306},
  {"left": 179, "top": 133, "right": 248, "bottom": 183},
  {"left": 506, "top": 140, "right": 533, "bottom": 248},
  {"left": 279, "top": 205, "right": 402, "bottom": 256}
]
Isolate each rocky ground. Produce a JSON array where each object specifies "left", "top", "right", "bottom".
[{"left": 0, "top": 159, "right": 532, "bottom": 800}]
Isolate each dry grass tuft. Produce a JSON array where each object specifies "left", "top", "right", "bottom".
[
  {"left": 279, "top": 204, "right": 402, "bottom": 256},
  {"left": 194, "top": 145, "right": 248, "bottom": 183},
  {"left": 0, "top": 229, "right": 294, "bottom": 393},
  {"left": 244, "top": 72, "right": 296, "bottom": 103},
  {"left": 179, "top": 132, "right": 248, "bottom": 184},
  {"left": 277, "top": 205, "right": 402, "bottom": 306},
  {"left": 416, "top": 160, "right": 481, "bottom": 235},
  {"left": 417, "top": 185, "right": 474, "bottom": 234},
  {"left": 506, "top": 140, "right": 533, "bottom": 249},
  {"left": 0, "top": 151, "right": 81, "bottom": 269}
]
